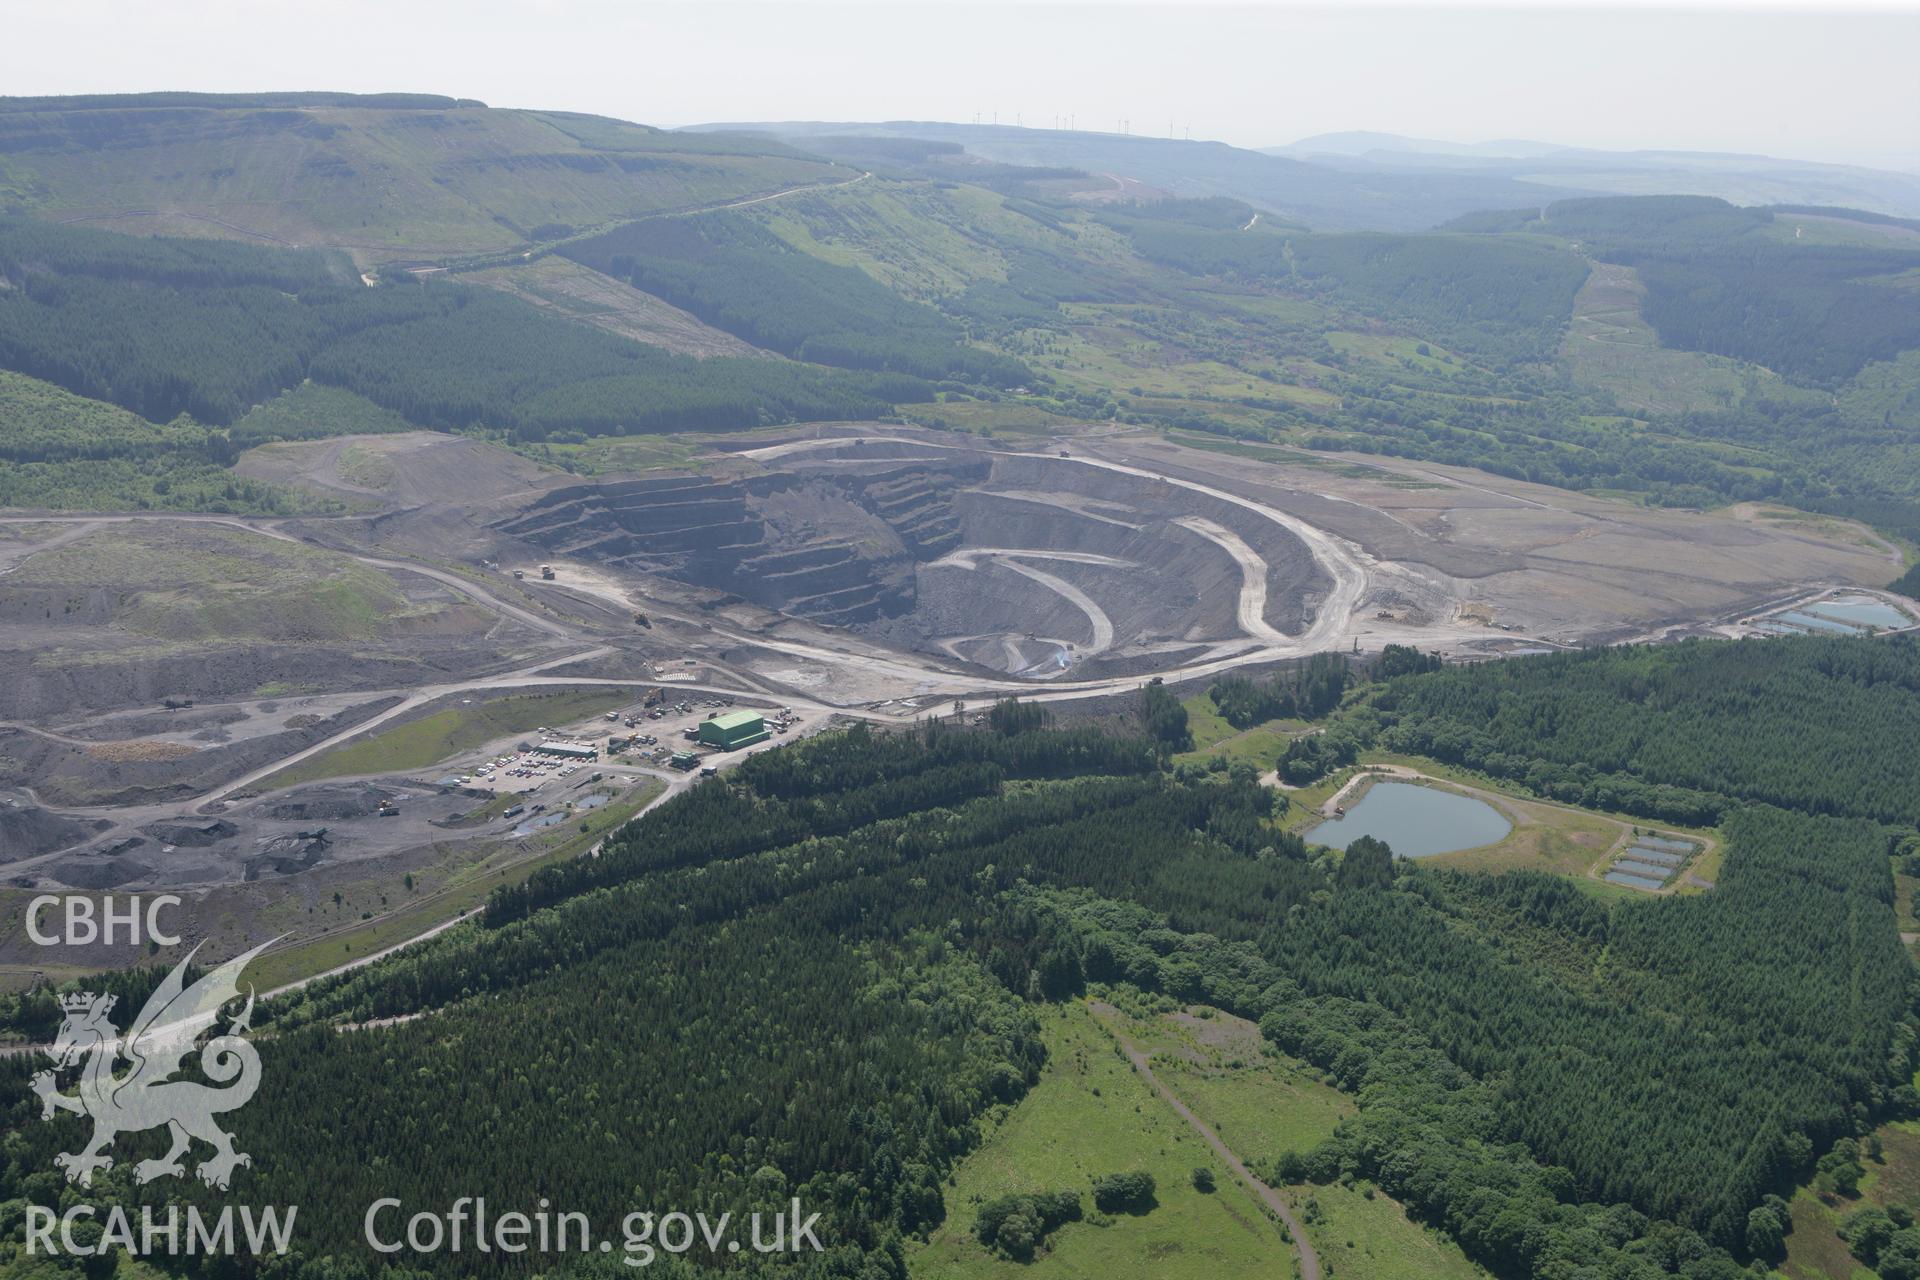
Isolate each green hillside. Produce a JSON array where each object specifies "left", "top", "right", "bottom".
[
  {"left": 0, "top": 93, "right": 853, "bottom": 261},
  {"left": 0, "top": 215, "right": 916, "bottom": 439},
  {"left": 4, "top": 100, "right": 1920, "bottom": 550},
  {"left": 649, "top": 176, "right": 1920, "bottom": 539}
]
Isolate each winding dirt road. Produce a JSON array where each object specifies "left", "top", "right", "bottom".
[{"left": 737, "top": 433, "right": 1383, "bottom": 694}]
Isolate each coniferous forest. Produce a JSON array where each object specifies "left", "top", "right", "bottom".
[
  {"left": 3, "top": 77, "right": 1920, "bottom": 1280},
  {"left": 0, "top": 217, "right": 919, "bottom": 445},
  {"left": 5, "top": 637, "right": 1914, "bottom": 1279}
]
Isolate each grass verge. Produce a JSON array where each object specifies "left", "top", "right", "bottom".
[{"left": 260, "top": 688, "right": 630, "bottom": 789}]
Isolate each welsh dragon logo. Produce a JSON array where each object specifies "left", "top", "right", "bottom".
[{"left": 32, "top": 939, "right": 275, "bottom": 1190}]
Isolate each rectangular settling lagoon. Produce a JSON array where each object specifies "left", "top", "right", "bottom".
[
  {"left": 1806, "top": 596, "right": 1914, "bottom": 630},
  {"left": 1774, "top": 610, "right": 1868, "bottom": 636},
  {"left": 1625, "top": 845, "right": 1685, "bottom": 866},
  {"left": 1613, "top": 858, "right": 1675, "bottom": 881}
]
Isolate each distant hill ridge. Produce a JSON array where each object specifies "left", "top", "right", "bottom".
[
  {"left": 0, "top": 93, "right": 850, "bottom": 261},
  {"left": 0, "top": 91, "right": 487, "bottom": 113}
]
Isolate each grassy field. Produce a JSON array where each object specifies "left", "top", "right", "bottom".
[
  {"left": 1102, "top": 1002, "right": 1485, "bottom": 1280},
  {"left": 758, "top": 181, "right": 1015, "bottom": 297},
  {"left": 531, "top": 434, "right": 707, "bottom": 476},
  {"left": 1419, "top": 786, "right": 1619, "bottom": 878},
  {"left": 1107, "top": 1004, "right": 1349, "bottom": 1162},
  {"left": 1327, "top": 330, "right": 1474, "bottom": 377},
  {"left": 1297, "top": 1183, "right": 1488, "bottom": 1280},
  {"left": 1172, "top": 692, "right": 1306, "bottom": 774},
  {"left": 245, "top": 775, "right": 663, "bottom": 991},
  {"left": 1560, "top": 262, "right": 1770, "bottom": 416},
  {"left": 1780, "top": 1119, "right": 1920, "bottom": 1280},
  {"left": 10, "top": 524, "right": 454, "bottom": 647},
  {"left": 231, "top": 381, "right": 414, "bottom": 445},
  {"left": 260, "top": 688, "right": 630, "bottom": 789},
  {"left": 911, "top": 1002, "right": 1300, "bottom": 1280}
]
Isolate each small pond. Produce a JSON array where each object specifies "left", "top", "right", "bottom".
[{"left": 1306, "top": 781, "right": 1512, "bottom": 858}]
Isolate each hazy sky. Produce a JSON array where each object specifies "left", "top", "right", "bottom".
[{"left": 6, "top": 1, "right": 1918, "bottom": 170}]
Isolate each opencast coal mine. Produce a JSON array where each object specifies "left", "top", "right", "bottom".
[{"left": 491, "top": 437, "right": 1327, "bottom": 680}]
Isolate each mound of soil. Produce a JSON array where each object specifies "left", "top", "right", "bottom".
[
  {"left": 142, "top": 818, "right": 240, "bottom": 848},
  {"left": 258, "top": 783, "right": 394, "bottom": 822},
  {"left": 245, "top": 833, "right": 330, "bottom": 879},
  {"left": 49, "top": 854, "right": 153, "bottom": 890},
  {"left": 0, "top": 802, "right": 99, "bottom": 862}
]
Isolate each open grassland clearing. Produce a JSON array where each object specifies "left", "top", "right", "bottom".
[
  {"left": 1781, "top": 1120, "right": 1920, "bottom": 1280},
  {"left": 231, "top": 380, "right": 415, "bottom": 446},
  {"left": 1897, "top": 873, "right": 1920, "bottom": 956},
  {"left": 1105, "top": 1002, "right": 1349, "bottom": 1160},
  {"left": 1047, "top": 302, "right": 1343, "bottom": 410},
  {"left": 1561, "top": 262, "right": 1766, "bottom": 415},
  {"left": 524, "top": 432, "right": 709, "bottom": 476},
  {"left": 1051, "top": 309, "right": 1276, "bottom": 400},
  {"left": 1294, "top": 1184, "right": 1489, "bottom": 1280},
  {"left": 1174, "top": 692, "right": 1307, "bottom": 773},
  {"left": 458, "top": 255, "right": 769, "bottom": 357},
  {"left": 5, "top": 523, "right": 472, "bottom": 647},
  {"left": 1326, "top": 330, "right": 1478, "bottom": 377},
  {"left": 1102, "top": 999, "right": 1485, "bottom": 1280},
  {"left": 757, "top": 180, "right": 1017, "bottom": 297},
  {"left": 260, "top": 687, "right": 630, "bottom": 789},
  {"left": 911, "top": 1001, "right": 1297, "bottom": 1280}
]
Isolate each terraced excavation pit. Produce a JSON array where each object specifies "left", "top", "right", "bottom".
[{"left": 493, "top": 439, "right": 1330, "bottom": 678}]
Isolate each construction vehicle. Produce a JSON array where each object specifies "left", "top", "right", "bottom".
[
  {"left": 512, "top": 569, "right": 525, "bottom": 580},
  {"left": 539, "top": 564, "right": 555, "bottom": 581}
]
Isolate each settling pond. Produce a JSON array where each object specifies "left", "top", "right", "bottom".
[{"left": 1307, "top": 781, "right": 1512, "bottom": 858}]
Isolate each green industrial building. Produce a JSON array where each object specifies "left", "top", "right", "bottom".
[{"left": 697, "top": 710, "right": 770, "bottom": 750}]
